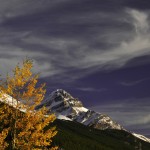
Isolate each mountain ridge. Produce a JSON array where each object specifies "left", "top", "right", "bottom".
[
  {"left": 1, "top": 89, "right": 150, "bottom": 144},
  {"left": 37, "top": 89, "right": 123, "bottom": 130},
  {"left": 37, "top": 89, "right": 150, "bottom": 143}
]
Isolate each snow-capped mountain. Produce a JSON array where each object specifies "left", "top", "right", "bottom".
[
  {"left": 1, "top": 89, "right": 150, "bottom": 143},
  {"left": 37, "top": 89, "right": 150, "bottom": 143},
  {"left": 37, "top": 89, "right": 123, "bottom": 130}
]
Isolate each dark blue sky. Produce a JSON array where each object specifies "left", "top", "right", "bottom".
[{"left": 0, "top": 0, "right": 150, "bottom": 136}]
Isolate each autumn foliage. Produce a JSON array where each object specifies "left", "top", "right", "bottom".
[{"left": 0, "top": 59, "right": 58, "bottom": 150}]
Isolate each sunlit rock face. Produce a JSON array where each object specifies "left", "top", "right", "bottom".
[{"left": 38, "top": 89, "right": 123, "bottom": 130}]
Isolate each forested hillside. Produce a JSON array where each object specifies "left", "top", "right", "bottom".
[{"left": 52, "top": 119, "right": 150, "bottom": 150}]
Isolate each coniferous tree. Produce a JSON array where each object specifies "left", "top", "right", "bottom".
[{"left": 0, "top": 59, "right": 58, "bottom": 150}]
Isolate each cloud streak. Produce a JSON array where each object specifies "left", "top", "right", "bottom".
[
  {"left": 89, "top": 97, "right": 150, "bottom": 130},
  {"left": 120, "top": 77, "right": 150, "bottom": 86},
  {"left": 77, "top": 87, "right": 107, "bottom": 92},
  {"left": 0, "top": 2, "right": 150, "bottom": 82}
]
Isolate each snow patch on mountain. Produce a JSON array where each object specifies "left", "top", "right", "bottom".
[
  {"left": 38, "top": 89, "right": 123, "bottom": 130},
  {"left": 0, "top": 93, "right": 18, "bottom": 106},
  {"left": 56, "top": 114, "right": 72, "bottom": 121},
  {"left": 133, "top": 133, "right": 150, "bottom": 143},
  {"left": 0, "top": 93, "right": 26, "bottom": 112}
]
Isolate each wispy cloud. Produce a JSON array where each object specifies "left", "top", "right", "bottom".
[
  {"left": 0, "top": 0, "right": 70, "bottom": 22},
  {"left": 0, "top": 5, "right": 150, "bottom": 82},
  {"left": 90, "top": 97, "right": 150, "bottom": 130},
  {"left": 0, "top": 47, "right": 60, "bottom": 78},
  {"left": 120, "top": 77, "right": 150, "bottom": 86},
  {"left": 21, "top": 9, "right": 150, "bottom": 78},
  {"left": 77, "top": 87, "right": 107, "bottom": 92},
  {"left": 127, "top": 9, "right": 149, "bottom": 34}
]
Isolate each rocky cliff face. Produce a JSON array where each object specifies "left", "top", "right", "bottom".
[{"left": 38, "top": 89, "right": 123, "bottom": 130}]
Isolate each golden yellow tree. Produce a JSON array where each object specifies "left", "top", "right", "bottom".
[{"left": 0, "top": 59, "right": 58, "bottom": 150}]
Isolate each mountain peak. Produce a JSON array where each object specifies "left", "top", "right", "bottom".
[
  {"left": 37, "top": 89, "right": 83, "bottom": 111},
  {"left": 37, "top": 89, "right": 123, "bottom": 130},
  {"left": 49, "top": 89, "right": 74, "bottom": 102},
  {"left": 52, "top": 89, "right": 70, "bottom": 97}
]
